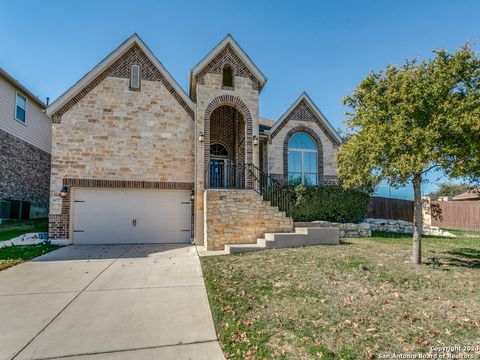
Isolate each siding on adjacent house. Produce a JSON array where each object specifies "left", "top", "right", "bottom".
[{"left": 0, "top": 76, "right": 51, "bottom": 153}]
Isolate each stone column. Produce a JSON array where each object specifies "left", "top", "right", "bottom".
[{"left": 422, "top": 196, "right": 432, "bottom": 228}]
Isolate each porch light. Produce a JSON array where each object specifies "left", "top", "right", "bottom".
[
  {"left": 59, "top": 186, "right": 69, "bottom": 198},
  {"left": 198, "top": 131, "right": 205, "bottom": 143},
  {"left": 253, "top": 135, "right": 259, "bottom": 146}
]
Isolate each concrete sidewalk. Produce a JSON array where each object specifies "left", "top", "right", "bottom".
[{"left": 0, "top": 244, "right": 224, "bottom": 360}]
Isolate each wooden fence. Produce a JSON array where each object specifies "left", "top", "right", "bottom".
[
  {"left": 431, "top": 201, "right": 480, "bottom": 231},
  {"left": 367, "top": 196, "right": 414, "bottom": 222}
]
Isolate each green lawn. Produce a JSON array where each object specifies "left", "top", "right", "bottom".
[
  {"left": 201, "top": 231, "right": 480, "bottom": 359},
  {"left": 0, "top": 244, "right": 60, "bottom": 271},
  {"left": 0, "top": 219, "right": 48, "bottom": 241}
]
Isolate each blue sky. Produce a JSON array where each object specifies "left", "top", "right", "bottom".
[{"left": 1, "top": 0, "right": 478, "bottom": 199}]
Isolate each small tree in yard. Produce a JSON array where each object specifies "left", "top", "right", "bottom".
[{"left": 338, "top": 44, "right": 480, "bottom": 264}]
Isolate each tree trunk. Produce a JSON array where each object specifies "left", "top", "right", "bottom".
[{"left": 412, "top": 173, "right": 423, "bottom": 264}]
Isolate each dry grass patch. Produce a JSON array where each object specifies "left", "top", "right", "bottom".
[{"left": 201, "top": 231, "right": 480, "bottom": 359}]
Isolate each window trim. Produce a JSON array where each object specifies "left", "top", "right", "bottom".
[{"left": 15, "top": 91, "right": 27, "bottom": 124}]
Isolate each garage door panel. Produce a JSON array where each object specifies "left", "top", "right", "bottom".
[{"left": 72, "top": 189, "right": 191, "bottom": 244}]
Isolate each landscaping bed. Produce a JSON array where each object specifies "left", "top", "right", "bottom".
[
  {"left": 201, "top": 231, "right": 480, "bottom": 359},
  {"left": 0, "top": 219, "right": 48, "bottom": 241}
]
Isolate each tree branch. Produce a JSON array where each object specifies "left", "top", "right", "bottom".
[{"left": 422, "top": 164, "right": 441, "bottom": 175}]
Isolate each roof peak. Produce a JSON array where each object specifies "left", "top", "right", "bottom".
[
  {"left": 269, "top": 92, "right": 343, "bottom": 145},
  {"left": 47, "top": 34, "right": 194, "bottom": 117},
  {"left": 189, "top": 34, "right": 267, "bottom": 99}
]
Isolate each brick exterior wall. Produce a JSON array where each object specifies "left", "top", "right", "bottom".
[
  {"left": 0, "top": 128, "right": 50, "bottom": 208},
  {"left": 204, "top": 189, "right": 293, "bottom": 250},
  {"left": 268, "top": 99, "right": 339, "bottom": 184},
  {"left": 210, "top": 105, "right": 238, "bottom": 158},
  {"left": 49, "top": 76, "right": 194, "bottom": 240}
]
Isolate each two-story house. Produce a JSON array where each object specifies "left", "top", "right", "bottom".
[
  {"left": 46, "top": 34, "right": 341, "bottom": 250},
  {"left": 0, "top": 67, "right": 51, "bottom": 220}
]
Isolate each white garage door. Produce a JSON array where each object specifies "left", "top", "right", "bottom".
[{"left": 72, "top": 188, "right": 191, "bottom": 244}]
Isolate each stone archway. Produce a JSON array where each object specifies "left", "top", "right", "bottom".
[{"left": 204, "top": 95, "right": 253, "bottom": 188}]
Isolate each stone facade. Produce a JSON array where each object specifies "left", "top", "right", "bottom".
[
  {"left": 204, "top": 189, "right": 293, "bottom": 250},
  {"left": 47, "top": 34, "right": 343, "bottom": 248},
  {"left": 194, "top": 73, "right": 260, "bottom": 247},
  {"left": 49, "top": 76, "right": 194, "bottom": 239},
  {"left": 296, "top": 218, "right": 455, "bottom": 238},
  {"left": 51, "top": 43, "right": 194, "bottom": 123},
  {"left": 0, "top": 128, "right": 50, "bottom": 209},
  {"left": 267, "top": 99, "right": 340, "bottom": 184},
  {"left": 363, "top": 218, "right": 456, "bottom": 238}
]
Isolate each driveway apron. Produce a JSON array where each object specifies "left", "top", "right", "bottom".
[{"left": 0, "top": 244, "right": 224, "bottom": 360}]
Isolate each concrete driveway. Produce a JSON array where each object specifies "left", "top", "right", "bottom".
[{"left": 0, "top": 244, "right": 224, "bottom": 360}]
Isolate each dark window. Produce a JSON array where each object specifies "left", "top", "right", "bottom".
[
  {"left": 222, "top": 66, "right": 233, "bottom": 87},
  {"left": 16, "top": 93, "right": 27, "bottom": 123},
  {"left": 210, "top": 143, "right": 229, "bottom": 157}
]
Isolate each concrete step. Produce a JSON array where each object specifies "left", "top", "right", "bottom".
[
  {"left": 225, "top": 227, "right": 340, "bottom": 254},
  {"left": 301, "top": 227, "right": 340, "bottom": 245},
  {"left": 225, "top": 243, "right": 266, "bottom": 254},
  {"left": 263, "top": 232, "right": 307, "bottom": 248},
  {"left": 264, "top": 227, "right": 340, "bottom": 247},
  {"left": 256, "top": 238, "right": 275, "bottom": 248}
]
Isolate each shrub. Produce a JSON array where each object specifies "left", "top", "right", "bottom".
[{"left": 290, "top": 185, "right": 369, "bottom": 223}]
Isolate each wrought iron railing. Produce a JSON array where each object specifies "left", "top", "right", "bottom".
[
  {"left": 206, "top": 162, "right": 246, "bottom": 189},
  {"left": 248, "top": 164, "right": 293, "bottom": 217},
  {"left": 205, "top": 162, "right": 293, "bottom": 217}
]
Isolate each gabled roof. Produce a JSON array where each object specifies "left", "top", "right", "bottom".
[
  {"left": 0, "top": 67, "right": 47, "bottom": 109},
  {"left": 188, "top": 34, "right": 267, "bottom": 98},
  {"left": 47, "top": 34, "right": 194, "bottom": 117},
  {"left": 269, "top": 92, "right": 342, "bottom": 145}
]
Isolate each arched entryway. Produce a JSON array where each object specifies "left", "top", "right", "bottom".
[{"left": 204, "top": 95, "right": 253, "bottom": 188}]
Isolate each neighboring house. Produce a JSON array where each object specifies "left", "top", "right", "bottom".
[
  {"left": 0, "top": 67, "right": 51, "bottom": 220},
  {"left": 452, "top": 189, "right": 480, "bottom": 201},
  {"left": 47, "top": 34, "right": 341, "bottom": 249}
]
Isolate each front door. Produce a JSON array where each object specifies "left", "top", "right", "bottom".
[{"left": 210, "top": 159, "right": 225, "bottom": 188}]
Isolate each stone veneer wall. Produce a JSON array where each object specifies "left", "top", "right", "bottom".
[
  {"left": 194, "top": 72, "right": 260, "bottom": 247},
  {"left": 294, "top": 221, "right": 371, "bottom": 238},
  {"left": 49, "top": 76, "right": 194, "bottom": 239},
  {"left": 204, "top": 189, "right": 293, "bottom": 250},
  {"left": 0, "top": 128, "right": 50, "bottom": 208},
  {"left": 267, "top": 100, "right": 339, "bottom": 184},
  {"left": 296, "top": 219, "right": 455, "bottom": 238},
  {"left": 363, "top": 218, "right": 455, "bottom": 237}
]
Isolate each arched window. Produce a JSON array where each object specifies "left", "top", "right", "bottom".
[
  {"left": 210, "top": 143, "right": 229, "bottom": 158},
  {"left": 222, "top": 65, "right": 233, "bottom": 87},
  {"left": 287, "top": 132, "right": 318, "bottom": 185}
]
